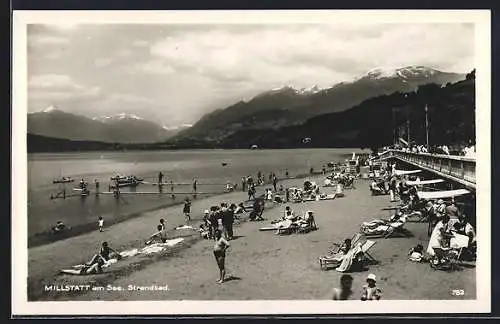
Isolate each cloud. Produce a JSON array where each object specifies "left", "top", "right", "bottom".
[
  {"left": 26, "top": 23, "right": 474, "bottom": 125},
  {"left": 95, "top": 57, "right": 114, "bottom": 67},
  {"left": 148, "top": 24, "right": 474, "bottom": 89},
  {"left": 28, "top": 74, "right": 101, "bottom": 101},
  {"left": 133, "top": 40, "right": 149, "bottom": 47},
  {"left": 29, "top": 34, "right": 69, "bottom": 46},
  {"left": 127, "top": 60, "right": 176, "bottom": 74},
  {"left": 105, "top": 93, "right": 154, "bottom": 105},
  {"left": 42, "top": 23, "right": 80, "bottom": 32}
]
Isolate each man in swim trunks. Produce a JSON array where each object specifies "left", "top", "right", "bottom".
[
  {"left": 331, "top": 274, "right": 353, "bottom": 300},
  {"left": 213, "top": 230, "right": 230, "bottom": 284}
]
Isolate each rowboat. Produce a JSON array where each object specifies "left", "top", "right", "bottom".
[{"left": 53, "top": 177, "right": 74, "bottom": 184}]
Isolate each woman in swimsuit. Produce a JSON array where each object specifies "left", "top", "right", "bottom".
[{"left": 213, "top": 230, "right": 230, "bottom": 283}]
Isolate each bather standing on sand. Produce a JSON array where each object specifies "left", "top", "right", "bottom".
[
  {"left": 213, "top": 230, "right": 230, "bottom": 283},
  {"left": 272, "top": 175, "right": 278, "bottom": 192},
  {"left": 241, "top": 177, "right": 247, "bottom": 192},
  {"left": 183, "top": 198, "right": 192, "bottom": 223}
]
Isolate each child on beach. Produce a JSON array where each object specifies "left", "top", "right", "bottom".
[
  {"left": 361, "top": 274, "right": 383, "bottom": 301},
  {"left": 98, "top": 216, "right": 104, "bottom": 232}
]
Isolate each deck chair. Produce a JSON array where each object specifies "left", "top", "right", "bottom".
[
  {"left": 344, "top": 178, "right": 355, "bottom": 190},
  {"left": 327, "top": 232, "right": 364, "bottom": 255},
  {"left": 319, "top": 237, "right": 373, "bottom": 271},
  {"left": 359, "top": 239, "right": 378, "bottom": 264}
]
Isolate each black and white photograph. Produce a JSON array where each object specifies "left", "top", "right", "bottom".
[{"left": 12, "top": 10, "right": 491, "bottom": 315}]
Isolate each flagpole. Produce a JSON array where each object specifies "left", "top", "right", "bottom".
[{"left": 425, "top": 104, "right": 429, "bottom": 151}]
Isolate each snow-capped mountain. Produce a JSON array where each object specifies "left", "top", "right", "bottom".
[
  {"left": 41, "top": 105, "right": 60, "bottom": 113},
  {"left": 93, "top": 112, "right": 144, "bottom": 122},
  {"left": 176, "top": 65, "right": 466, "bottom": 141},
  {"left": 263, "top": 84, "right": 325, "bottom": 97},
  {"left": 360, "top": 66, "right": 441, "bottom": 81},
  {"left": 28, "top": 108, "right": 183, "bottom": 143}
]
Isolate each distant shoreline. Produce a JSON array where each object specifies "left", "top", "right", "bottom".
[{"left": 27, "top": 133, "right": 370, "bottom": 153}]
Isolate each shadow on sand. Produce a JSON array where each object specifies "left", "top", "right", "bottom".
[{"left": 224, "top": 275, "right": 242, "bottom": 282}]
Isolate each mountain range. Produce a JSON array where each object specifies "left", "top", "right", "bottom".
[
  {"left": 27, "top": 66, "right": 465, "bottom": 146},
  {"left": 173, "top": 66, "right": 465, "bottom": 142},
  {"left": 27, "top": 106, "right": 189, "bottom": 144}
]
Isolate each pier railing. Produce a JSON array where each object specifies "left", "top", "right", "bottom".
[{"left": 379, "top": 150, "right": 476, "bottom": 189}]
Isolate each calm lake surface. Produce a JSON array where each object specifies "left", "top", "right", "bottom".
[{"left": 27, "top": 148, "right": 368, "bottom": 245}]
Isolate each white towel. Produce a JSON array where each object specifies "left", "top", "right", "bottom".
[
  {"left": 140, "top": 238, "right": 185, "bottom": 255},
  {"left": 120, "top": 249, "right": 139, "bottom": 258},
  {"left": 176, "top": 225, "right": 194, "bottom": 230}
]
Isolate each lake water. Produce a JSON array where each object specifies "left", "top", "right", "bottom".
[{"left": 27, "top": 148, "right": 368, "bottom": 245}]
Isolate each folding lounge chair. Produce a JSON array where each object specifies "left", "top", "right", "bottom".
[
  {"left": 319, "top": 239, "right": 377, "bottom": 271},
  {"left": 359, "top": 239, "right": 378, "bottom": 264},
  {"left": 327, "top": 232, "right": 364, "bottom": 255},
  {"left": 361, "top": 221, "right": 408, "bottom": 239}
]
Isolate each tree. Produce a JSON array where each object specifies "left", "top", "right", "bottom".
[{"left": 466, "top": 69, "right": 476, "bottom": 80}]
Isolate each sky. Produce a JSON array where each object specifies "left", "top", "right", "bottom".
[{"left": 27, "top": 23, "right": 474, "bottom": 127}]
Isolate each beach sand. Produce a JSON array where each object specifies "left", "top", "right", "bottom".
[{"left": 28, "top": 175, "right": 475, "bottom": 302}]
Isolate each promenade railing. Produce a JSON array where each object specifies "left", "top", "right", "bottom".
[{"left": 379, "top": 150, "right": 476, "bottom": 189}]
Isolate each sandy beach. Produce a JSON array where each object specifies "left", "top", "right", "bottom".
[{"left": 28, "top": 174, "right": 475, "bottom": 302}]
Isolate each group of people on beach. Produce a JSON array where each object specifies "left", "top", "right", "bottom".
[{"left": 366, "top": 165, "right": 477, "bottom": 266}]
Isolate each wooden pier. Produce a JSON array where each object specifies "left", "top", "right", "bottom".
[{"left": 378, "top": 150, "right": 476, "bottom": 190}]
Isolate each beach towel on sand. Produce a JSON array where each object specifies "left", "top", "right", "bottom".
[
  {"left": 140, "top": 238, "right": 184, "bottom": 254},
  {"left": 60, "top": 238, "right": 185, "bottom": 275},
  {"left": 176, "top": 225, "right": 194, "bottom": 230},
  {"left": 60, "top": 258, "right": 118, "bottom": 275}
]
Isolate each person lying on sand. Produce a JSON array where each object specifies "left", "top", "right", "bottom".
[{"left": 145, "top": 224, "right": 168, "bottom": 245}]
